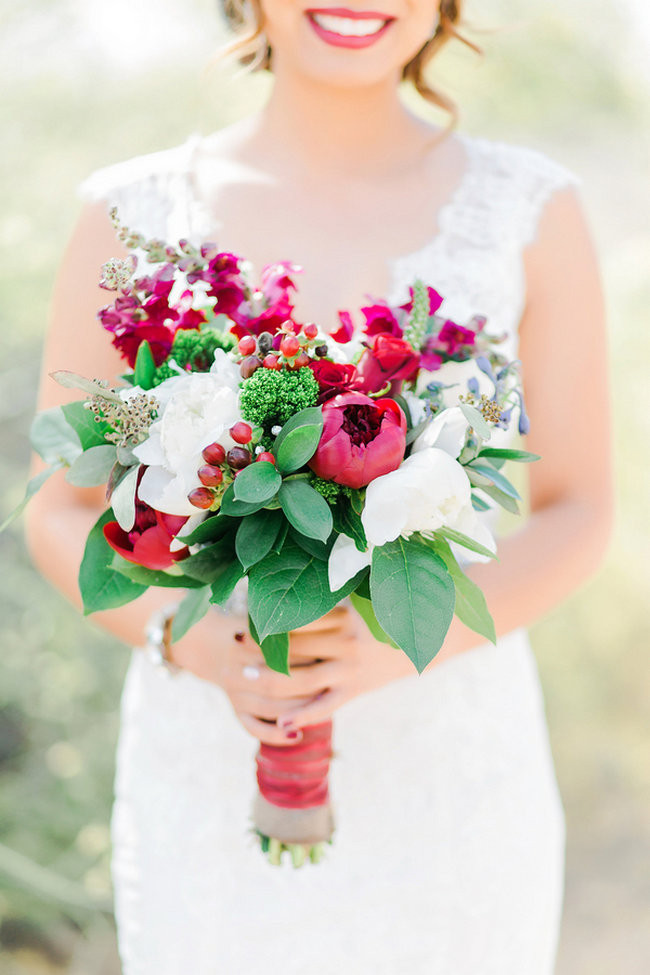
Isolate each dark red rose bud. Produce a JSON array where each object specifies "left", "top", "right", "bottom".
[
  {"left": 188, "top": 487, "right": 215, "bottom": 509},
  {"left": 198, "top": 464, "right": 223, "bottom": 487},
  {"left": 240, "top": 355, "right": 262, "bottom": 378},
  {"left": 227, "top": 446, "right": 252, "bottom": 469},
  {"left": 280, "top": 335, "right": 300, "bottom": 358},
  {"left": 304, "top": 323, "right": 318, "bottom": 340},
  {"left": 202, "top": 442, "right": 226, "bottom": 465},
  {"left": 263, "top": 354, "right": 281, "bottom": 369},
  {"left": 238, "top": 335, "right": 257, "bottom": 356},
  {"left": 257, "top": 331, "right": 273, "bottom": 354},
  {"left": 230, "top": 422, "right": 253, "bottom": 445},
  {"left": 256, "top": 451, "right": 276, "bottom": 464}
]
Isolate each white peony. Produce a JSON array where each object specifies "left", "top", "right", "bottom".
[
  {"left": 133, "top": 351, "right": 242, "bottom": 516},
  {"left": 411, "top": 405, "right": 470, "bottom": 459},
  {"left": 328, "top": 447, "right": 496, "bottom": 590}
]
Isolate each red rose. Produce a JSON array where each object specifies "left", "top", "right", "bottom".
[
  {"left": 309, "top": 392, "right": 406, "bottom": 489},
  {"left": 309, "top": 360, "right": 360, "bottom": 401},
  {"left": 104, "top": 496, "right": 189, "bottom": 571},
  {"left": 356, "top": 334, "right": 420, "bottom": 394}
]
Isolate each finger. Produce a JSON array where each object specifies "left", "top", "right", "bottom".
[
  {"left": 293, "top": 605, "right": 350, "bottom": 634},
  {"left": 232, "top": 691, "right": 317, "bottom": 721},
  {"left": 276, "top": 688, "right": 346, "bottom": 731},
  {"left": 289, "top": 628, "right": 357, "bottom": 661},
  {"left": 235, "top": 659, "right": 336, "bottom": 698},
  {"left": 236, "top": 712, "right": 303, "bottom": 746}
]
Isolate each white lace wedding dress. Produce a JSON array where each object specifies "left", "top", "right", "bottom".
[{"left": 80, "top": 133, "right": 577, "bottom": 975}]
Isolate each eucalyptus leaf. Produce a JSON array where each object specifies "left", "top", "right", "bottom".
[
  {"left": 110, "top": 465, "right": 139, "bottom": 531},
  {"left": 466, "top": 462, "right": 521, "bottom": 500},
  {"left": 30, "top": 407, "right": 82, "bottom": 465},
  {"left": 471, "top": 492, "right": 491, "bottom": 512},
  {"left": 232, "top": 461, "right": 282, "bottom": 505},
  {"left": 65, "top": 444, "right": 117, "bottom": 487},
  {"left": 428, "top": 537, "right": 496, "bottom": 644},
  {"left": 479, "top": 447, "right": 540, "bottom": 464},
  {"left": 278, "top": 479, "right": 333, "bottom": 542},
  {"left": 171, "top": 587, "right": 212, "bottom": 642},
  {"left": 51, "top": 371, "right": 122, "bottom": 404},
  {"left": 476, "top": 483, "right": 520, "bottom": 515},
  {"left": 459, "top": 402, "right": 492, "bottom": 441},
  {"left": 273, "top": 407, "right": 323, "bottom": 474},
  {"left": 0, "top": 464, "right": 63, "bottom": 533},
  {"left": 433, "top": 526, "right": 498, "bottom": 560},
  {"left": 79, "top": 510, "right": 147, "bottom": 614},
  {"left": 370, "top": 537, "right": 456, "bottom": 673}
]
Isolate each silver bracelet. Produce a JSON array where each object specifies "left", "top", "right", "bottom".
[{"left": 143, "top": 603, "right": 181, "bottom": 676}]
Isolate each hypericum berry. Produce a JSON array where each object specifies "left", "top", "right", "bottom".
[
  {"left": 238, "top": 335, "right": 257, "bottom": 356},
  {"left": 240, "top": 355, "right": 262, "bottom": 379},
  {"left": 256, "top": 452, "right": 276, "bottom": 465},
  {"left": 314, "top": 344, "right": 329, "bottom": 357},
  {"left": 188, "top": 487, "right": 214, "bottom": 509},
  {"left": 198, "top": 464, "right": 223, "bottom": 487},
  {"left": 227, "top": 446, "right": 251, "bottom": 469},
  {"left": 292, "top": 352, "right": 311, "bottom": 369},
  {"left": 257, "top": 331, "right": 273, "bottom": 354},
  {"left": 280, "top": 336, "right": 300, "bottom": 357},
  {"left": 304, "top": 323, "right": 318, "bottom": 340},
  {"left": 230, "top": 422, "right": 253, "bottom": 445},
  {"left": 202, "top": 442, "right": 226, "bottom": 465},
  {"left": 263, "top": 354, "right": 281, "bottom": 369}
]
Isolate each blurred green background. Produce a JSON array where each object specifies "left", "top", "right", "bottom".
[{"left": 1, "top": 0, "right": 648, "bottom": 972}]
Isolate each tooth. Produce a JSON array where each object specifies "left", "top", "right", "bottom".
[{"left": 313, "top": 13, "right": 386, "bottom": 36}]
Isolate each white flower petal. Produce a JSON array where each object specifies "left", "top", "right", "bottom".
[
  {"left": 412, "top": 406, "right": 469, "bottom": 459},
  {"left": 328, "top": 534, "right": 372, "bottom": 591}
]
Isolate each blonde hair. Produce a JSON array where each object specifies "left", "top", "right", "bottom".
[{"left": 218, "top": 0, "right": 479, "bottom": 121}]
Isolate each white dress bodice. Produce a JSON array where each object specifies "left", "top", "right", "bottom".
[{"left": 80, "top": 132, "right": 577, "bottom": 975}]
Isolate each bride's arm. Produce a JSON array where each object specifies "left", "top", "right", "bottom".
[{"left": 266, "top": 187, "right": 614, "bottom": 731}]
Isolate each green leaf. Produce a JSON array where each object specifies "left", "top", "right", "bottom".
[
  {"left": 433, "top": 526, "right": 498, "bottom": 560},
  {"left": 459, "top": 402, "right": 492, "bottom": 441},
  {"left": 349, "top": 591, "right": 398, "bottom": 648},
  {"left": 181, "top": 536, "right": 237, "bottom": 584},
  {"left": 471, "top": 492, "right": 491, "bottom": 512},
  {"left": 79, "top": 510, "right": 147, "bottom": 614},
  {"left": 219, "top": 482, "right": 268, "bottom": 517},
  {"left": 466, "top": 462, "right": 521, "bottom": 500},
  {"left": 210, "top": 559, "right": 245, "bottom": 606},
  {"left": 51, "top": 370, "right": 122, "bottom": 403},
  {"left": 179, "top": 513, "right": 237, "bottom": 546},
  {"left": 110, "top": 465, "right": 139, "bottom": 531},
  {"left": 476, "top": 483, "right": 520, "bottom": 515},
  {"left": 171, "top": 586, "right": 212, "bottom": 642},
  {"left": 65, "top": 444, "right": 117, "bottom": 487},
  {"left": 0, "top": 464, "right": 63, "bottom": 533},
  {"left": 248, "top": 616, "right": 290, "bottom": 675},
  {"left": 235, "top": 509, "right": 284, "bottom": 570},
  {"left": 111, "top": 556, "right": 205, "bottom": 588},
  {"left": 233, "top": 461, "right": 282, "bottom": 504},
  {"left": 332, "top": 496, "right": 367, "bottom": 553},
  {"left": 248, "top": 536, "right": 357, "bottom": 641},
  {"left": 289, "top": 527, "right": 330, "bottom": 561},
  {"left": 30, "top": 407, "right": 82, "bottom": 465},
  {"left": 133, "top": 340, "right": 156, "bottom": 389},
  {"left": 370, "top": 537, "right": 456, "bottom": 673},
  {"left": 478, "top": 448, "right": 540, "bottom": 463},
  {"left": 273, "top": 407, "right": 323, "bottom": 474},
  {"left": 278, "top": 479, "right": 333, "bottom": 542},
  {"left": 428, "top": 537, "right": 496, "bottom": 644},
  {"left": 61, "top": 401, "right": 111, "bottom": 449}
]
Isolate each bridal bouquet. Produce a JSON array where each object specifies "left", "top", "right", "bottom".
[{"left": 13, "top": 210, "right": 536, "bottom": 866}]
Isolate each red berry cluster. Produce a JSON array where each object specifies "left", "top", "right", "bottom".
[
  {"left": 187, "top": 423, "right": 276, "bottom": 509},
  {"left": 237, "top": 322, "right": 327, "bottom": 378}
]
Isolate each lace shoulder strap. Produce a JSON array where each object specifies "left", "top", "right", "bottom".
[
  {"left": 77, "top": 138, "right": 198, "bottom": 239},
  {"left": 452, "top": 136, "right": 581, "bottom": 252}
]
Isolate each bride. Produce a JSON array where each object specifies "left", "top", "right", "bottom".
[{"left": 27, "top": 1, "right": 612, "bottom": 972}]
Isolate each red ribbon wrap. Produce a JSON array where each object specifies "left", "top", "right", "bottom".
[{"left": 256, "top": 721, "right": 333, "bottom": 809}]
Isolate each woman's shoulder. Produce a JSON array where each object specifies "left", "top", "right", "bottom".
[{"left": 78, "top": 137, "right": 196, "bottom": 204}]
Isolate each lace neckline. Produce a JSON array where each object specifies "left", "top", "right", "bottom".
[{"left": 179, "top": 130, "right": 479, "bottom": 305}]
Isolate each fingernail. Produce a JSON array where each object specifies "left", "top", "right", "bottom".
[{"left": 286, "top": 730, "right": 302, "bottom": 741}]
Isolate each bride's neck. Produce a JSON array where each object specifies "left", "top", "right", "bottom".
[{"left": 249, "top": 65, "right": 427, "bottom": 179}]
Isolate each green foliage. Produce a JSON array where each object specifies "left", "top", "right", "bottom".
[
  {"left": 232, "top": 460, "right": 282, "bottom": 504},
  {"left": 278, "top": 478, "right": 333, "bottom": 542},
  {"left": 273, "top": 406, "right": 323, "bottom": 473},
  {"left": 151, "top": 327, "right": 235, "bottom": 385},
  {"left": 65, "top": 444, "right": 117, "bottom": 487},
  {"left": 30, "top": 407, "right": 82, "bottom": 466},
  {"left": 239, "top": 366, "right": 319, "bottom": 435},
  {"left": 309, "top": 475, "right": 343, "bottom": 504},
  {"left": 248, "top": 617, "right": 290, "bottom": 675},
  {"left": 426, "top": 537, "right": 496, "bottom": 645},
  {"left": 79, "top": 511, "right": 147, "bottom": 614},
  {"left": 61, "top": 401, "right": 111, "bottom": 449},
  {"left": 370, "top": 537, "right": 456, "bottom": 673},
  {"left": 171, "top": 586, "right": 212, "bottom": 642},
  {"left": 235, "top": 508, "right": 284, "bottom": 570},
  {"left": 133, "top": 340, "right": 156, "bottom": 389}
]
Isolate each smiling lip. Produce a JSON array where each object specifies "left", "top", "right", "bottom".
[{"left": 306, "top": 8, "right": 395, "bottom": 49}]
